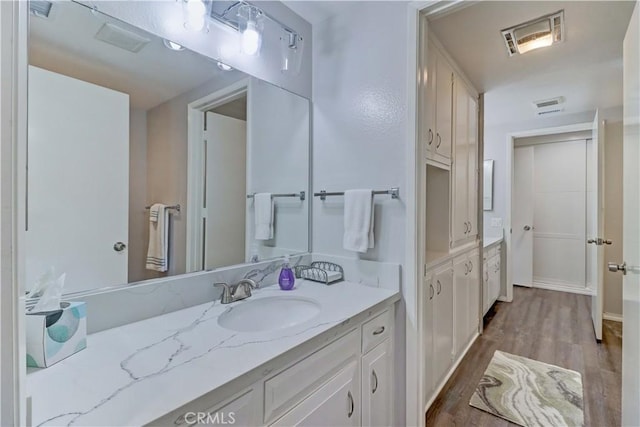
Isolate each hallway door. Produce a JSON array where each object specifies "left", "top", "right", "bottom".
[
  {"left": 512, "top": 146, "right": 534, "bottom": 286},
  {"left": 588, "top": 112, "right": 606, "bottom": 341},
  {"left": 621, "top": 3, "right": 639, "bottom": 424}
]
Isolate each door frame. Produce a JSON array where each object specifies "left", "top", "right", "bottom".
[
  {"left": 505, "top": 121, "right": 593, "bottom": 302},
  {"left": 185, "top": 78, "right": 249, "bottom": 273}
]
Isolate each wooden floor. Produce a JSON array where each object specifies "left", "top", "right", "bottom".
[{"left": 426, "top": 286, "right": 622, "bottom": 427}]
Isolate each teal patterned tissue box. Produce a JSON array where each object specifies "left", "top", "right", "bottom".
[{"left": 26, "top": 301, "right": 87, "bottom": 368}]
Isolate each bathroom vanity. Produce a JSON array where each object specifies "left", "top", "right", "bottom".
[{"left": 27, "top": 281, "right": 399, "bottom": 426}]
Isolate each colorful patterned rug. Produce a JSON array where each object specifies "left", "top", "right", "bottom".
[{"left": 469, "top": 350, "right": 584, "bottom": 427}]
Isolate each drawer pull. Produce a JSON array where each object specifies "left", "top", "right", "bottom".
[
  {"left": 429, "top": 283, "right": 435, "bottom": 300},
  {"left": 373, "top": 326, "right": 385, "bottom": 336},
  {"left": 436, "top": 280, "right": 442, "bottom": 295},
  {"left": 372, "top": 369, "right": 379, "bottom": 394},
  {"left": 347, "top": 391, "right": 354, "bottom": 418},
  {"left": 428, "top": 128, "right": 433, "bottom": 145}
]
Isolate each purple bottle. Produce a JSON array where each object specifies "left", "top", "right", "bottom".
[{"left": 278, "top": 256, "right": 295, "bottom": 290}]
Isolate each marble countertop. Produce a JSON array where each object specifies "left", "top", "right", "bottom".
[
  {"left": 27, "top": 281, "right": 399, "bottom": 427},
  {"left": 484, "top": 237, "right": 503, "bottom": 248}
]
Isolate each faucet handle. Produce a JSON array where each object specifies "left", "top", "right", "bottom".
[
  {"left": 214, "top": 283, "right": 232, "bottom": 304},
  {"left": 237, "top": 278, "right": 258, "bottom": 289}
]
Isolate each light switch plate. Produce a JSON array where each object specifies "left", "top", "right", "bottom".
[{"left": 491, "top": 218, "right": 503, "bottom": 228}]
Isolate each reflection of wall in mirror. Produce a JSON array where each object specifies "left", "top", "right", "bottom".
[
  {"left": 246, "top": 79, "right": 310, "bottom": 261},
  {"left": 136, "top": 72, "right": 247, "bottom": 281}
]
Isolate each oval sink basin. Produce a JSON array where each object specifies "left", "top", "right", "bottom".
[{"left": 218, "top": 296, "right": 321, "bottom": 333}]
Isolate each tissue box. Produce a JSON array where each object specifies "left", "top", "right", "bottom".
[{"left": 26, "top": 301, "right": 87, "bottom": 368}]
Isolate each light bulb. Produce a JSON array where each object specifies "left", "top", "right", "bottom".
[
  {"left": 183, "top": 0, "right": 206, "bottom": 32},
  {"left": 217, "top": 62, "right": 233, "bottom": 71},
  {"left": 186, "top": 0, "right": 206, "bottom": 16},
  {"left": 163, "top": 39, "right": 185, "bottom": 51},
  {"left": 242, "top": 21, "right": 261, "bottom": 55}
]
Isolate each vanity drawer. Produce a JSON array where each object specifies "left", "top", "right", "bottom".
[
  {"left": 362, "top": 309, "right": 392, "bottom": 354},
  {"left": 263, "top": 328, "right": 359, "bottom": 424}
]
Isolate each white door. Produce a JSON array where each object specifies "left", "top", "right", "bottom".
[
  {"left": 452, "top": 80, "right": 469, "bottom": 245},
  {"left": 204, "top": 112, "right": 246, "bottom": 269},
  {"left": 362, "top": 340, "right": 392, "bottom": 427},
  {"left": 269, "top": 360, "right": 360, "bottom": 426},
  {"left": 588, "top": 112, "right": 606, "bottom": 341},
  {"left": 513, "top": 146, "right": 534, "bottom": 286},
  {"left": 621, "top": 4, "right": 640, "bottom": 424},
  {"left": 26, "top": 66, "right": 129, "bottom": 294}
]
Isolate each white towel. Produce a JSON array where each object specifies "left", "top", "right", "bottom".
[
  {"left": 146, "top": 203, "right": 168, "bottom": 272},
  {"left": 343, "top": 189, "right": 374, "bottom": 253},
  {"left": 254, "top": 193, "right": 274, "bottom": 240}
]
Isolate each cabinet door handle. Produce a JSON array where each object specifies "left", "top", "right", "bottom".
[
  {"left": 464, "top": 263, "right": 469, "bottom": 275},
  {"left": 436, "top": 133, "right": 442, "bottom": 149},
  {"left": 428, "top": 128, "right": 433, "bottom": 145},
  {"left": 373, "top": 326, "right": 385, "bottom": 335},
  {"left": 464, "top": 222, "right": 469, "bottom": 234},
  {"left": 347, "top": 391, "right": 354, "bottom": 418},
  {"left": 436, "top": 280, "right": 442, "bottom": 295},
  {"left": 429, "top": 283, "right": 435, "bottom": 300},
  {"left": 468, "top": 221, "right": 472, "bottom": 233},
  {"left": 469, "top": 260, "right": 473, "bottom": 272},
  {"left": 372, "top": 369, "right": 379, "bottom": 394},
  {"left": 485, "top": 271, "right": 489, "bottom": 281}
]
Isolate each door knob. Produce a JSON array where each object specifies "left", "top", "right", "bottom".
[
  {"left": 587, "top": 239, "right": 596, "bottom": 244},
  {"left": 113, "top": 241, "right": 127, "bottom": 252},
  {"left": 524, "top": 225, "right": 531, "bottom": 231},
  {"left": 608, "top": 261, "right": 627, "bottom": 275}
]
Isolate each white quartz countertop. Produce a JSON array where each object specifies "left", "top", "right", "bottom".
[
  {"left": 27, "top": 281, "right": 399, "bottom": 427},
  {"left": 484, "top": 237, "right": 503, "bottom": 248}
]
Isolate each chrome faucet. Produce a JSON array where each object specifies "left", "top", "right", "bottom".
[{"left": 214, "top": 279, "right": 259, "bottom": 304}]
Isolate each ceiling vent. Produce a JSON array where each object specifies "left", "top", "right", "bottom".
[
  {"left": 94, "top": 23, "right": 150, "bottom": 53},
  {"left": 29, "top": 1, "right": 53, "bottom": 19},
  {"left": 502, "top": 10, "right": 564, "bottom": 56},
  {"left": 533, "top": 96, "right": 565, "bottom": 116}
]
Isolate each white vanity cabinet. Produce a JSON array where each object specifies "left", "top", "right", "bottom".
[
  {"left": 152, "top": 305, "right": 395, "bottom": 427},
  {"left": 483, "top": 242, "right": 503, "bottom": 315}
]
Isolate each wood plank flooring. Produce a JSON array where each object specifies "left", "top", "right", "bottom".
[{"left": 426, "top": 286, "right": 622, "bottom": 427}]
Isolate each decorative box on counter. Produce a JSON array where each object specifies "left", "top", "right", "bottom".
[{"left": 26, "top": 301, "right": 87, "bottom": 368}]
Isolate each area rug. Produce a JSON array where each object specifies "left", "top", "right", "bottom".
[{"left": 469, "top": 350, "right": 584, "bottom": 427}]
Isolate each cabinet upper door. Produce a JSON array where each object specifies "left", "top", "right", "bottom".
[
  {"left": 434, "top": 51, "right": 453, "bottom": 161},
  {"left": 270, "top": 361, "right": 360, "bottom": 427},
  {"left": 452, "top": 79, "right": 469, "bottom": 246},
  {"left": 424, "top": 40, "right": 437, "bottom": 154},
  {"left": 362, "top": 340, "right": 392, "bottom": 427},
  {"left": 467, "top": 95, "right": 479, "bottom": 239}
]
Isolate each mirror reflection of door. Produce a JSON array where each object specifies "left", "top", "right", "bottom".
[{"left": 204, "top": 96, "right": 248, "bottom": 270}]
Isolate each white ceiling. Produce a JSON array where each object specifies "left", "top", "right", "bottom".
[
  {"left": 29, "top": 1, "right": 241, "bottom": 110},
  {"left": 429, "top": 1, "right": 636, "bottom": 125}
]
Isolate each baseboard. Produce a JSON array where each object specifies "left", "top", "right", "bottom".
[
  {"left": 424, "top": 332, "right": 479, "bottom": 413},
  {"left": 603, "top": 312, "right": 623, "bottom": 323},
  {"left": 532, "top": 281, "right": 595, "bottom": 296}
]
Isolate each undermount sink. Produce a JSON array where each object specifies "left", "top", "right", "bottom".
[{"left": 217, "top": 296, "right": 321, "bottom": 333}]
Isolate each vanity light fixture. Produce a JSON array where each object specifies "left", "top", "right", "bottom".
[
  {"left": 183, "top": 0, "right": 208, "bottom": 32},
  {"left": 163, "top": 39, "right": 185, "bottom": 51},
  {"left": 209, "top": 1, "right": 303, "bottom": 61},
  {"left": 237, "top": 3, "right": 263, "bottom": 56},
  {"left": 501, "top": 10, "right": 564, "bottom": 56},
  {"left": 217, "top": 61, "right": 234, "bottom": 71}
]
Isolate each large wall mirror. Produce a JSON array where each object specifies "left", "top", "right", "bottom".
[{"left": 25, "top": 1, "right": 310, "bottom": 295}]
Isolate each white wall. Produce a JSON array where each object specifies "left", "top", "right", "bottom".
[
  {"left": 247, "top": 78, "right": 310, "bottom": 260},
  {"left": 603, "top": 121, "right": 624, "bottom": 316},
  {"left": 128, "top": 109, "right": 148, "bottom": 283},
  {"left": 312, "top": 2, "right": 410, "bottom": 425}
]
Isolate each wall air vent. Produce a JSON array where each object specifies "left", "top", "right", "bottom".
[
  {"left": 501, "top": 10, "right": 564, "bottom": 56},
  {"left": 533, "top": 96, "right": 565, "bottom": 116},
  {"left": 94, "top": 23, "right": 150, "bottom": 53}
]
